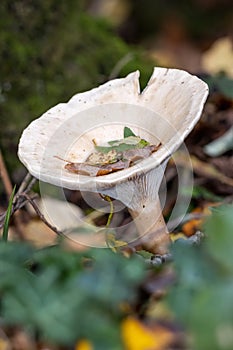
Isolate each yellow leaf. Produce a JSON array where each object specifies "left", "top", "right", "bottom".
[
  {"left": 182, "top": 207, "right": 203, "bottom": 237},
  {"left": 75, "top": 339, "right": 93, "bottom": 350},
  {"left": 182, "top": 202, "right": 220, "bottom": 236},
  {"left": 121, "top": 317, "right": 173, "bottom": 350},
  {"left": 169, "top": 232, "right": 188, "bottom": 242},
  {"left": 0, "top": 338, "right": 10, "bottom": 350}
]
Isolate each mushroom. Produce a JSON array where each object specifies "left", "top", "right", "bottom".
[{"left": 18, "top": 67, "right": 208, "bottom": 255}]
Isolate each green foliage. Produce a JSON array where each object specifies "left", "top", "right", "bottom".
[
  {"left": 192, "top": 185, "right": 223, "bottom": 202},
  {"left": 204, "top": 205, "right": 233, "bottom": 271},
  {"left": 0, "top": 0, "right": 153, "bottom": 172},
  {"left": 168, "top": 204, "right": 233, "bottom": 350},
  {"left": 0, "top": 242, "right": 145, "bottom": 348}
]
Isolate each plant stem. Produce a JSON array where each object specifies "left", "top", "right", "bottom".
[{"left": 2, "top": 185, "right": 16, "bottom": 241}]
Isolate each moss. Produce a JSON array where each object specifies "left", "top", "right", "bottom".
[{"left": 0, "top": 0, "right": 154, "bottom": 174}]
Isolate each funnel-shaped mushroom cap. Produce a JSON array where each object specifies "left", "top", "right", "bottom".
[{"left": 18, "top": 67, "right": 208, "bottom": 192}]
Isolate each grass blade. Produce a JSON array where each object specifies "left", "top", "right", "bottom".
[{"left": 2, "top": 185, "right": 16, "bottom": 241}]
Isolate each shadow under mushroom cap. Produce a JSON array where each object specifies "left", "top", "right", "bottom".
[{"left": 18, "top": 67, "right": 209, "bottom": 192}]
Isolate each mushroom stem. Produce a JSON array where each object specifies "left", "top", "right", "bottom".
[
  {"left": 100, "top": 163, "right": 170, "bottom": 254},
  {"left": 128, "top": 199, "right": 170, "bottom": 254}
]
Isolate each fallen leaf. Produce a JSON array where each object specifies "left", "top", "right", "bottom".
[
  {"left": 182, "top": 203, "right": 220, "bottom": 236},
  {"left": 22, "top": 220, "right": 57, "bottom": 247},
  {"left": 65, "top": 127, "right": 161, "bottom": 177},
  {"left": 202, "top": 37, "right": 233, "bottom": 78},
  {"left": 182, "top": 207, "right": 203, "bottom": 236},
  {"left": 65, "top": 144, "right": 161, "bottom": 177},
  {"left": 121, "top": 317, "right": 173, "bottom": 350},
  {"left": 86, "top": 149, "right": 120, "bottom": 165},
  {"left": 169, "top": 232, "right": 188, "bottom": 242},
  {"left": 65, "top": 159, "right": 130, "bottom": 176},
  {"left": 75, "top": 339, "right": 93, "bottom": 350},
  {"left": 37, "top": 196, "right": 84, "bottom": 232},
  {"left": 0, "top": 329, "right": 11, "bottom": 350},
  {"left": 123, "top": 144, "right": 161, "bottom": 163}
]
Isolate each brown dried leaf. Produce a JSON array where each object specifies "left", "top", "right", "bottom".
[
  {"left": 86, "top": 149, "right": 120, "bottom": 166},
  {"left": 65, "top": 160, "right": 130, "bottom": 177},
  {"left": 65, "top": 144, "right": 161, "bottom": 177},
  {"left": 124, "top": 144, "right": 161, "bottom": 164},
  {"left": 65, "top": 163, "right": 101, "bottom": 176}
]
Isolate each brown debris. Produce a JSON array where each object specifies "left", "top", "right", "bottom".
[{"left": 65, "top": 144, "right": 161, "bottom": 177}]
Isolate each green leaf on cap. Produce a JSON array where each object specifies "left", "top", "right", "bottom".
[{"left": 124, "top": 127, "right": 137, "bottom": 138}]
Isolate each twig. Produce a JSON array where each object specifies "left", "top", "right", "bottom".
[
  {"left": 13, "top": 173, "right": 37, "bottom": 212},
  {"left": 16, "top": 172, "right": 32, "bottom": 194},
  {"left": 108, "top": 53, "right": 134, "bottom": 80},
  {"left": 0, "top": 148, "right": 13, "bottom": 198},
  {"left": 0, "top": 171, "right": 37, "bottom": 229}
]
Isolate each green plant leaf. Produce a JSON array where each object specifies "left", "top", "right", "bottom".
[
  {"left": 167, "top": 204, "right": 233, "bottom": 350},
  {"left": 94, "top": 128, "right": 150, "bottom": 155},
  {"left": 0, "top": 242, "right": 145, "bottom": 347},
  {"left": 138, "top": 139, "right": 150, "bottom": 148},
  {"left": 124, "top": 127, "right": 137, "bottom": 138},
  {"left": 204, "top": 204, "right": 233, "bottom": 270},
  {"left": 95, "top": 143, "right": 140, "bottom": 153},
  {"left": 108, "top": 136, "right": 141, "bottom": 146}
]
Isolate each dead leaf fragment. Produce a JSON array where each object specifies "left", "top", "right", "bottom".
[
  {"left": 121, "top": 317, "right": 173, "bottom": 350},
  {"left": 124, "top": 144, "right": 161, "bottom": 164},
  {"left": 65, "top": 159, "right": 130, "bottom": 176},
  {"left": 0, "top": 329, "right": 11, "bottom": 350},
  {"left": 182, "top": 202, "right": 220, "bottom": 236},
  {"left": 65, "top": 144, "right": 161, "bottom": 177},
  {"left": 22, "top": 220, "right": 57, "bottom": 247},
  {"left": 86, "top": 149, "right": 120, "bottom": 165},
  {"left": 75, "top": 339, "right": 93, "bottom": 350},
  {"left": 202, "top": 37, "right": 233, "bottom": 78}
]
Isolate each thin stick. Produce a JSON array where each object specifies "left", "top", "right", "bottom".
[
  {"left": 108, "top": 53, "right": 134, "bottom": 80},
  {"left": 16, "top": 172, "right": 32, "bottom": 194},
  {"left": 0, "top": 149, "right": 13, "bottom": 198}
]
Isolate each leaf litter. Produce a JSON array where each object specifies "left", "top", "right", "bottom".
[{"left": 65, "top": 127, "right": 161, "bottom": 176}]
